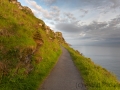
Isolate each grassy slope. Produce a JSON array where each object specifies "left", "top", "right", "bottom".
[
  {"left": 1, "top": 1, "right": 120, "bottom": 90},
  {"left": 65, "top": 45, "right": 120, "bottom": 90},
  {"left": 0, "top": 0, "right": 62, "bottom": 90}
]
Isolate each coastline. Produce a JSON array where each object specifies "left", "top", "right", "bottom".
[
  {"left": 65, "top": 45, "right": 120, "bottom": 90},
  {"left": 71, "top": 45, "right": 120, "bottom": 81}
]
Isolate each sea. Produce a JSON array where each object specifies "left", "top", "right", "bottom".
[{"left": 71, "top": 45, "right": 120, "bottom": 81}]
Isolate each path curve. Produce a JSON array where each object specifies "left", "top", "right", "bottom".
[{"left": 39, "top": 47, "right": 86, "bottom": 90}]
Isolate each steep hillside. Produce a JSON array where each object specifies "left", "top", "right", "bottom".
[{"left": 0, "top": 0, "right": 66, "bottom": 89}]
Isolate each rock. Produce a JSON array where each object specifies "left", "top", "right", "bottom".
[
  {"left": 16, "top": 2, "right": 23, "bottom": 9},
  {"left": 55, "top": 32, "right": 62, "bottom": 38},
  {"left": 46, "top": 29, "right": 49, "bottom": 34},
  {"left": 23, "top": 6, "right": 33, "bottom": 15},
  {"left": 34, "top": 39, "right": 44, "bottom": 46},
  {"left": 24, "top": 64, "right": 34, "bottom": 75},
  {"left": 45, "top": 25, "right": 50, "bottom": 34},
  {"left": 39, "top": 23, "right": 42, "bottom": 27},
  {"left": 9, "top": 0, "right": 33, "bottom": 15},
  {"left": 9, "top": 0, "right": 23, "bottom": 9},
  {"left": 33, "top": 31, "right": 44, "bottom": 46},
  {"left": 9, "top": 0, "right": 17, "bottom": 4},
  {"left": 55, "top": 32, "right": 66, "bottom": 43},
  {"left": 49, "top": 37, "right": 53, "bottom": 40},
  {"left": 45, "top": 25, "right": 50, "bottom": 30}
]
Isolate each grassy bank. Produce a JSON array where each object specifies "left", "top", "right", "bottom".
[
  {"left": 0, "top": 48, "right": 61, "bottom": 90},
  {"left": 65, "top": 46, "right": 120, "bottom": 90},
  {"left": 0, "top": 0, "right": 63, "bottom": 89}
]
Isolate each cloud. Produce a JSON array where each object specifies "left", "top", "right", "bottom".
[
  {"left": 25, "top": 0, "right": 75, "bottom": 23},
  {"left": 50, "top": 22, "right": 54, "bottom": 24},
  {"left": 24, "top": 0, "right": 120, "bottom": 24},
  {"left": 51, "top": 6, "right": 60, "bottom": 11},
  {"left": 50, "top": 6, "right": 60, "bottom": 17},
  {"left": 56, "top": 22, "right": 81, "bottom": 33},
  {"left": 25, "top": 0, "right": 51, "bottom": 19},
  {"left": 79, "top": 9, "right": 89, "bottom": 17},
  {"left": 27, "top": 0, "right": 120, "bottom": 45},
  {"left": 110, "top": 0, "right": 120, "bottom": 8},
  {"left": 64, "top": 12, "right": 76, "bottom": 21},
  {"left": 79, "top": 32, "right": 86, "bottom": 37},
  {"left": 56, "top": 15, "right": 120, "bottom": 45},
  {"left": 81, "top": 19, "right": 120, "bottom": 41},
  {"left": 25, "top": 0, "right": 42, "bottom": 11},
  {"left": 54, "top": 17, "right": 68, "bottom": 23},
  {"left": 23, "top": 0, "right": 120, "bottom": 45},
  {"left": 42, "top": 0, "right": 56, "bottom": 4},
  {"left": 76, "top": 0, "right": 120, "bottom": 9}
]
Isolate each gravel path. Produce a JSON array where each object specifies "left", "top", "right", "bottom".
[{"left": 39, "top": 47, "right": 87, "bottom": 90}]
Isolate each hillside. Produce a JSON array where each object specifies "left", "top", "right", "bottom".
[
  {"left": 1, "top": 0, "right": 120, "bottom": 90},
  {"left": 0, "top": 0, "right": 66, "bottom": 90}
]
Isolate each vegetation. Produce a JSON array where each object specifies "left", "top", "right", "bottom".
[
  {"left": 1, "top": 0, "right": 120, "bottom": 90},
  {"left": 0, "top": 0, "right": 62, "bottom": 90},
  {"left": 65, "top": 45, "right": 120, "bottom": 90}
]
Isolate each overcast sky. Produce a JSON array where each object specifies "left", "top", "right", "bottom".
[{"left": 18, "top": 0, "right": 120, "bottom": 46}]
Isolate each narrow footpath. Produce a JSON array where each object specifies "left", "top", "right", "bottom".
[{"left": 39, "top": 47, "right": 86, "bottom": 90}]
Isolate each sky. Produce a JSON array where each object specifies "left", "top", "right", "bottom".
[{"left": 18, "top": 0, "right": 120, "bottom": 46}]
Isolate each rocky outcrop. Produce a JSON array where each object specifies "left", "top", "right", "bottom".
[
  {"left": 16, "top": 2, "right": 23, "bottom": 9},
  {"left": 33, "top": 31, "right": 44, "bottom": 46},
  {"left": 43, "top": 25, "right": 66, "bottom": 43},
  {"left": 55, "top": 32, "right": 66, "bottom": 43},
  {"left": 9, "top": 0, "right": 33, "bottom": 15},
  {"left": 23, "top": 6, "right": 33, "bottom": 15},
  {"left": 55, "top": 32, "right": 62, "bottom": 38},
  {"left": 39, "top": 23, "right": 42, "bottom": 27},
  {"left": 9, "top": 0, "right": 17, "bottom": 3},
  {"left": 45, "top": 25, "right": 50, "bottom": 34}
]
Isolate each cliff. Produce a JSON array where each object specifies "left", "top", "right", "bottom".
[{"left": 0, "top": 0, "right": 66, "bottom": 89}]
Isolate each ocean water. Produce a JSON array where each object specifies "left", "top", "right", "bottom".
[{"left": 71, "top": 45, "right": 120, "bottom": 80}]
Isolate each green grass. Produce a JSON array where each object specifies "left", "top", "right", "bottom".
[
  {"left": 0, "top": 0, "right": 63, "bottom": 90},
  {"left": 1, "top": 0, "right": 120, "bottom": 90},
  {"left": 0, "top": 46, "right": 61, "bottom": 90},
  {"left": 64, "top": 45, "right": 120, "bottom": 90}
]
